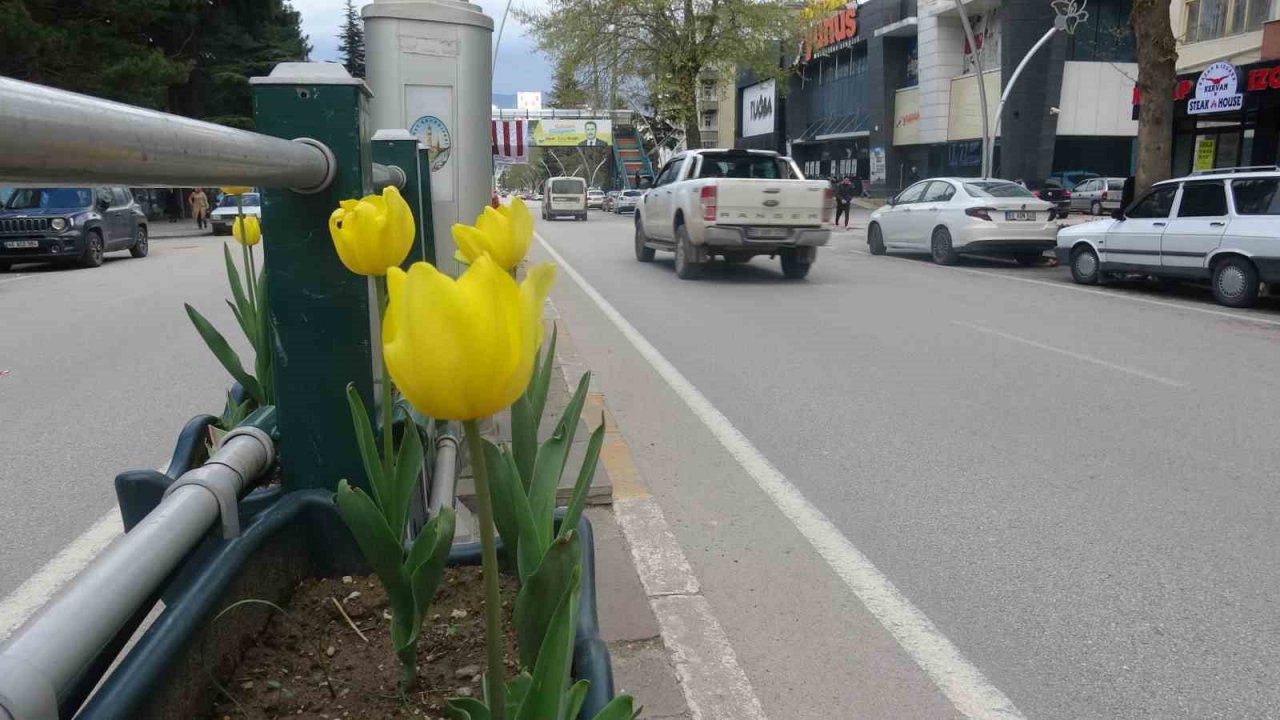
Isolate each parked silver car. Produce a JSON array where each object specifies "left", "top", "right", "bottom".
[{"left": 1070, "top": 177, "right": 1125, "bottom": 215}]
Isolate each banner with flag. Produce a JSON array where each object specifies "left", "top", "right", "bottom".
[{"left": 491, "top": 119, "right": 530, "bottom": 164}]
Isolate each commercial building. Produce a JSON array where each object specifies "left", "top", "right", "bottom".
[{"left": 736, "top": 0, "right": 1139, "bottom": 193}]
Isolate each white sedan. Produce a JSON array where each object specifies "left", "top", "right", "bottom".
[
  {"left": 209, "top": 192, "right": 261, "bottom": 236},
  {"left": 868, "top": 178, "right": 1058, "bottom": 265}
]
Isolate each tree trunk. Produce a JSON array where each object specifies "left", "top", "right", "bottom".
[
  {"left": 1130, "top": 0, "right": 1178, "bottom": 196},
  {"left": 680, "top": 69, "right": 702, "bottom": 149}
]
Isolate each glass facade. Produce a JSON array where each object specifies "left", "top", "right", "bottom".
[{"left": 1067, "top": 0, "right": 1135, "bottom": 61}]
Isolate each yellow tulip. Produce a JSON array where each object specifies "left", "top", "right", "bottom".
[
  {"left": 221, "top": 186, "right": 252, "bottom": 196},
  {"left": 452, "top": 201, "right": 532, "bottom": 271},
  {"left": 328, "top": 186, "right": 416, "bottom": 276},
  {"left": 383, "top": 255, "right": 555, "bottom": 421},
  {"left": 232, "top": 215, "right": 261, "bottom": 247}
]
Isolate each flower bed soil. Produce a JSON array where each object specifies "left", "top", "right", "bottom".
[{"left": 208, "top": 567, "right": 518, "bottom": 719}]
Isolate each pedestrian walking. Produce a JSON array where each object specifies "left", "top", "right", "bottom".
[
  {"left": 164, "top": 190, "right": 181, "bottom": 224},
  {"left": 835, "top": 175, "right": 855, "bottom": 229},
  {"left": 189, "top": 188, "right": 210, "bottom": 230}
]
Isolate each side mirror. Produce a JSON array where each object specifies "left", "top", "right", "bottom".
[
  {"left": 886, "top": 196, "right": 896, "bottom": 207},
  {"left": 96, "top": 197, "right": 110, "bottom": 210},
  {"left": 1111, "top": 208, "right": 1125, "bottom": 221},
  {"left": 637, "top": 176, "right": 653, "bottom": 189}
]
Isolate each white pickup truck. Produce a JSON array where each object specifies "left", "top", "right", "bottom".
[{"left": 633, "top": 149, "right": 833, "bottom": 279}]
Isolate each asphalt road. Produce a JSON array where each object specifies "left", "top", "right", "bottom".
[
  {"left": 535, "top": 207, "right": 1280, "bottom": 719},
  {"left": 0, "top": 230, "right": 243, "bottom": 599}
]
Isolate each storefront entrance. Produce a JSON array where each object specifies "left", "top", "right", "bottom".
[{"left": 1163, "top": 59, "right": 1280, "bottom": 174}]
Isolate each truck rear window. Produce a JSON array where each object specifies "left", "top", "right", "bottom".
[
  {"left": 695, "top": 153, "right": 784, "bottom": 180},
  {"left": 550, "top": 180, "right": 584, "bottom": 194}
]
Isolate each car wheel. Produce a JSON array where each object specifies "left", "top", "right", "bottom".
[
  {"left": 129, "top": 226, "right": 149, "bottom": 258},
  {"left": 1090, "top": 200, "right": 1102, "bottom": 216},
  {"left": 780, "top": 250, "right": 811, "bottom": 279},
  {"left": 674, "top": 225, "right": 702, "bottom": 279},
  {"left": 930, "top": 226, "right": 958, "bottom": 265},
  {"left": 1212, "top": 256, "right": 1260, "bottom": 308},
  {"left": 634, "top": 220, "right": 655, "bottom": 262},
  {"left": 80, "top": 230, "right": 104, "bottom": 268},
  {"left": 868, "top": 223, "right": 886, "bottom": 255},
  {"left": 1014, "top": 254, "right": 1043, "bottom": 267},
  {"left": 1069, "top": 245, "right": 1101, "bottom": 285}
]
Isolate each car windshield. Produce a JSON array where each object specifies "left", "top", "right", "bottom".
[
  {"left": 622, "top": 191, "right": 644, "bottom": 197},
  {"left": 6, "top": 188, "right": 93, "bottom": 209},
  {"left": 550, "top": 180, "right": 583, "bottom": 194},
  {"left": 963, "top": 181, "right": 1035, "bottom": 198},
  {"left": 695, "top": 153, "right": 783, "bottom": 179},
  {"left": 219, "top": 193, "right": 260, "bottom": 207}
]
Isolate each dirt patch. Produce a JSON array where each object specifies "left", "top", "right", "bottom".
[{"left": 208, "top": 566, "right": 518, "bottom": 719}]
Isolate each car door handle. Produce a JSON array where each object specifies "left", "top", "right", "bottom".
[
  {"left": 1210, "top": 221, "right": 1226, "bottom": 227},
  {"left": 1153, "top": 222, "right": 1166, "bottom": 227}
]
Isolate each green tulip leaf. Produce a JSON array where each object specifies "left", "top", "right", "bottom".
[
  {"left": 345, "top": 384, "right": 385, "bottom": 505},
  {"left": 184, "top": 303, "right": 265, "bottom": 406},
  {"left": 444, "top": 698, "right": 491, "bottom": 720},
  {"left": 563, "top": 680, "right": 589, "bottom": 720},
  {"left": 225, "top": 300, "right": 253, "bottom": 350},
  {"left": 333, "top": 480, "right": 416, "bottom": 652},
  {"left": 530, "top": 325, "right": 558, "bottom": 428},
  {"left": 222, "top": 243, "right": 255, "bottom": 335},
  {"left": 512, "top": 449, "right": 545, "bottom": 585},
  {"left": 515, "top": 564, "right": 581, "bottom": 720},
  {"left": 484, "top": 440, "right": 522, "bottom": 564},
  {"left": 506, "top": 672, "right": 533, "bottom": 712},
  {"left": 514, "top": 531, "right": 581, "bottom": 670},
  {"left": 529, "top": 371, "right": 591, "bottom": 539},
  {"left": 254, "top": 269, "right": 274, "bottom": 404},
  {"left": 407, "top": 506, "right": 455, "bottom": 622},
  {"left": 590, "top": 695, "right": 640, "bottom": 720},
  {"left": 511, "top": 395, "right": 537, "bottom": 492},
  {"left": 385, "top": 418, "right": 424, "bottom": 541},
  {"left": 558, "top": 416, "right": 605, "bottom": 542}
]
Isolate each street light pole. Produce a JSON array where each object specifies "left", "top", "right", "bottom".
[{"left": 953, "top": 0, "right": 991, "bottom": 178}]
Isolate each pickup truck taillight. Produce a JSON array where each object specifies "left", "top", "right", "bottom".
[
  {"left": 822, "top": 188, "right": 834, "bottom": 223},
  {"left": 700, "top": 185, "right": 717, "bottom": 222}
]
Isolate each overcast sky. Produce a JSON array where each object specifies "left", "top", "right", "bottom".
[{"left": 290, "top": 0, "right": 552, "bottom": 96}]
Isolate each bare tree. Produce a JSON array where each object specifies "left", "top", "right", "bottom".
[{"left": 1130, "top": 0, "right": 1177, "bottom": 194}]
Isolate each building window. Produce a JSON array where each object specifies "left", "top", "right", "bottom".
[
  {"left": 702, "top": 110, "right": 717, "bottom": 130},
  {"left": 1185, "top": 0, "right": 1275, "bottom": 43},
  {"left": 701, "top": 81, "right": 717, "bottom": 101},
  {"left": 1068, "top": 0, "right": 1134, "bottom": 61},
  {"left": 703, "top": 139, "right": 718, "bottom": 148}
]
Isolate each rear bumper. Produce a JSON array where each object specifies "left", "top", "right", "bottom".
[
  {"left": 700, "top": 225, "right": 830, "bottom": 248},
  {"left": 952, "top": 219, "right": 1057, "bottom": 254},
  {"left": 958, "top": 239, "right": 1057, "bottom": 255}
]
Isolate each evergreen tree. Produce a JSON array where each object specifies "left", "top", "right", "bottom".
[
  {"left": 546, "top": 60, "right": 587, "bottom": 109},
  {"left": 338, "top": 0, "right": 366, "bottom": 79}
]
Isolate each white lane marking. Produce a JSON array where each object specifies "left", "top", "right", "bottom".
[
  {"left": 0, "top": 507, "right": 123, "bottom": 642},
  {"left": 538, "top": 232, "right": 1025, "bottom": 720},
  {"left": 850, "top": 248, "right": 1280, "bottom": 329},
  {"left": 651, "top": 593, "right": 770, "bottom": 720},
  {"left": 613, "top": 496, "right": 700, "bottom": 597},
  {"left": 953, "top": 320, "right": 1186, "bottom": 388}
]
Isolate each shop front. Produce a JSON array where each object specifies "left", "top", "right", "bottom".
[{"left": 1156, "top": 59, "right": 1280, "bottom": 175}]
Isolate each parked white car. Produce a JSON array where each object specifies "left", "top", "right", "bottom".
[
  {"left": 868, "top": 178, "right": 1057, "bottom": 265},
  {"left": 1056, "top": 167, "right": 1280, "bottom": 308},
  {"left": 1069, "top": 176, "right": 1126, "bottom": 215},
  {"left": 210, "top": 192, "right": 261, "bottom": 236},
  {"left": 634, "top": 148, "right": 832, "bottom": 279},
  {"left": 613, "top": 189, "right": 644, "bottom": 214}
]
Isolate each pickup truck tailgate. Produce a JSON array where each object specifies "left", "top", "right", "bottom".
[{"left": 712, "top": 179, "right": 829, "bottom": 227}]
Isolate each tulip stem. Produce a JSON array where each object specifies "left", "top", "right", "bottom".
[
  {"left": 376, "top": 277, "right": 394, "bottom": 483},
  {"left": 462, "top": 419, "right": 506, "bottom": 720},
  {"left": 237, "top": 196, "right": 256, "bottom": 313}
]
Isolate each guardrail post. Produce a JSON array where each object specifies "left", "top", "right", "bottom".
[
  {"left": 372, "top": 130, "right": 433, "bottom": 267},
  {"left": 250, "top": 63, "right": 374, "bottom": 492},
  {"left": 417, "top": 142, "right": 437, "bottom": 264}
]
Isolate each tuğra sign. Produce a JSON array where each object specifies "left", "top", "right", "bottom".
[
  {"left": 1187, "top": 62, "right": 1244, "bottom": 115},
  {"left": 741, "top": 79, "right": 776, "bottom": 137}
]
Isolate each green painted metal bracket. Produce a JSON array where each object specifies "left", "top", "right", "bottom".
[{"left": 417, "top": 143, "right": 437, "bottom": 265}]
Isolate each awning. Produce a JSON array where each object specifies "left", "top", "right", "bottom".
[{"left": 792, "top": 111, "right": 871, "bottom": 143}]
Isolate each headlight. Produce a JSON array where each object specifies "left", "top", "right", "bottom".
[{"left": 49, "top": 218, "right": 67, "bottom": 231}]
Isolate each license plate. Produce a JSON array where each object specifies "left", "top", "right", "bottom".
[
  {"left": 1005, "top": 211, "right": 1036, "bottom": 221},
  {"left": 3, "top": 240, "right": 38, "bottom": 249},
  {"left": 747, "top": 227, "right": 789, "bottom": 239}
]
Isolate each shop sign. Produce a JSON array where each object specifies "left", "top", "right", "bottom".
[
  {"left": 869, "top": 146, "right": 886, "bottom": 184},
  {"left": 1187, "top": 62, "right": 1243, "bottom": 115},
  {"left": 801, "top": 3, "right": 858, "bottom": 62},
  {"left": 893, "top": 87, "right": 921, "bottom": 146},
  {"left": 1193, "top": 136, "right": 1217, "bottom": 171},
  {"left": 741, "top": 80, "right": 776, "bottom": 138}
]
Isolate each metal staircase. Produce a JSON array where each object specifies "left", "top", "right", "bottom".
[{"left": 612, "top": 126, "right": 654, "bottom": 189}]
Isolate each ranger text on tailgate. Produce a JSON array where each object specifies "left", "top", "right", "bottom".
[{"left": 633, "top": 149, "right": 833, "bottom": 279}]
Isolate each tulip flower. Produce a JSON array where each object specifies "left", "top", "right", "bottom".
[
  {"left": 328, "top": 185, "right": 416, "bottom": 277},
  {"left": 452, "top": 200, "right": 532, "bottom": 271},
  {"left": 232, "top": 215, "right": 261, "bottom": 247},
  {"left": 220, "top": 186, "right": 252, "bottom": 196},
  {"left": 383, "top": 255, "right": 554, "bottom": 421}
]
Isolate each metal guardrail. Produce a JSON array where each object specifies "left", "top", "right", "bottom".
[{"left": 0, "top": 76, "right": 335, "bottom": 191}]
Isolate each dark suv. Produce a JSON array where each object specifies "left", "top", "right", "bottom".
[{"left": 0, "top": 187, "right": 148, "bottom": 270}]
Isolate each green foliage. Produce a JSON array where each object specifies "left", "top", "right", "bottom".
[
  {"left": 547, "top": 60, "right": 589, "bottom": 109},
  {"left": 338, "top": 0, "right": 366, "bottom": 79},
  {"left": 0, "top": 0, "right": 310, "bottom": 127},
  {"left": 336, "top": 388, "right": 456, "bottom": 682},
  {"left": 186, "top": 244, "right": 275, "bottom": 408}
]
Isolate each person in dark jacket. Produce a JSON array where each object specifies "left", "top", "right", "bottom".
[{"left": 835, "top": 175, "right": 856, "bottom": 228}]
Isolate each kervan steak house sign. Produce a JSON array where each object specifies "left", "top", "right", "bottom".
[{"left": 802, "top": 3, "right": 859, "bottom": 62}]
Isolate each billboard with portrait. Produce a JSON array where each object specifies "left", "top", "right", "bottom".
[{"left": 530, "top": 119, "right": 613, "bottom": 147}]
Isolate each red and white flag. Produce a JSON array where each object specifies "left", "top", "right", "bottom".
[{"left": 491, "top": 120, "right": 529, "bottom": 164}]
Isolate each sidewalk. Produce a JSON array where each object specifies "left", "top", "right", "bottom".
[{"left": 150, "top": 218, "right": 214, "bottom": 240}]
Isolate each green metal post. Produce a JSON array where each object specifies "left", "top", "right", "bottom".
[
  {"left": 250, "top": 63, "right": 375, "bottom": 493},
  {"left": 417, "top": 143, "right": 437, "bottom": 265},
  {"left": 372, "top": 130, "right": 430, "bottom": 269}
]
